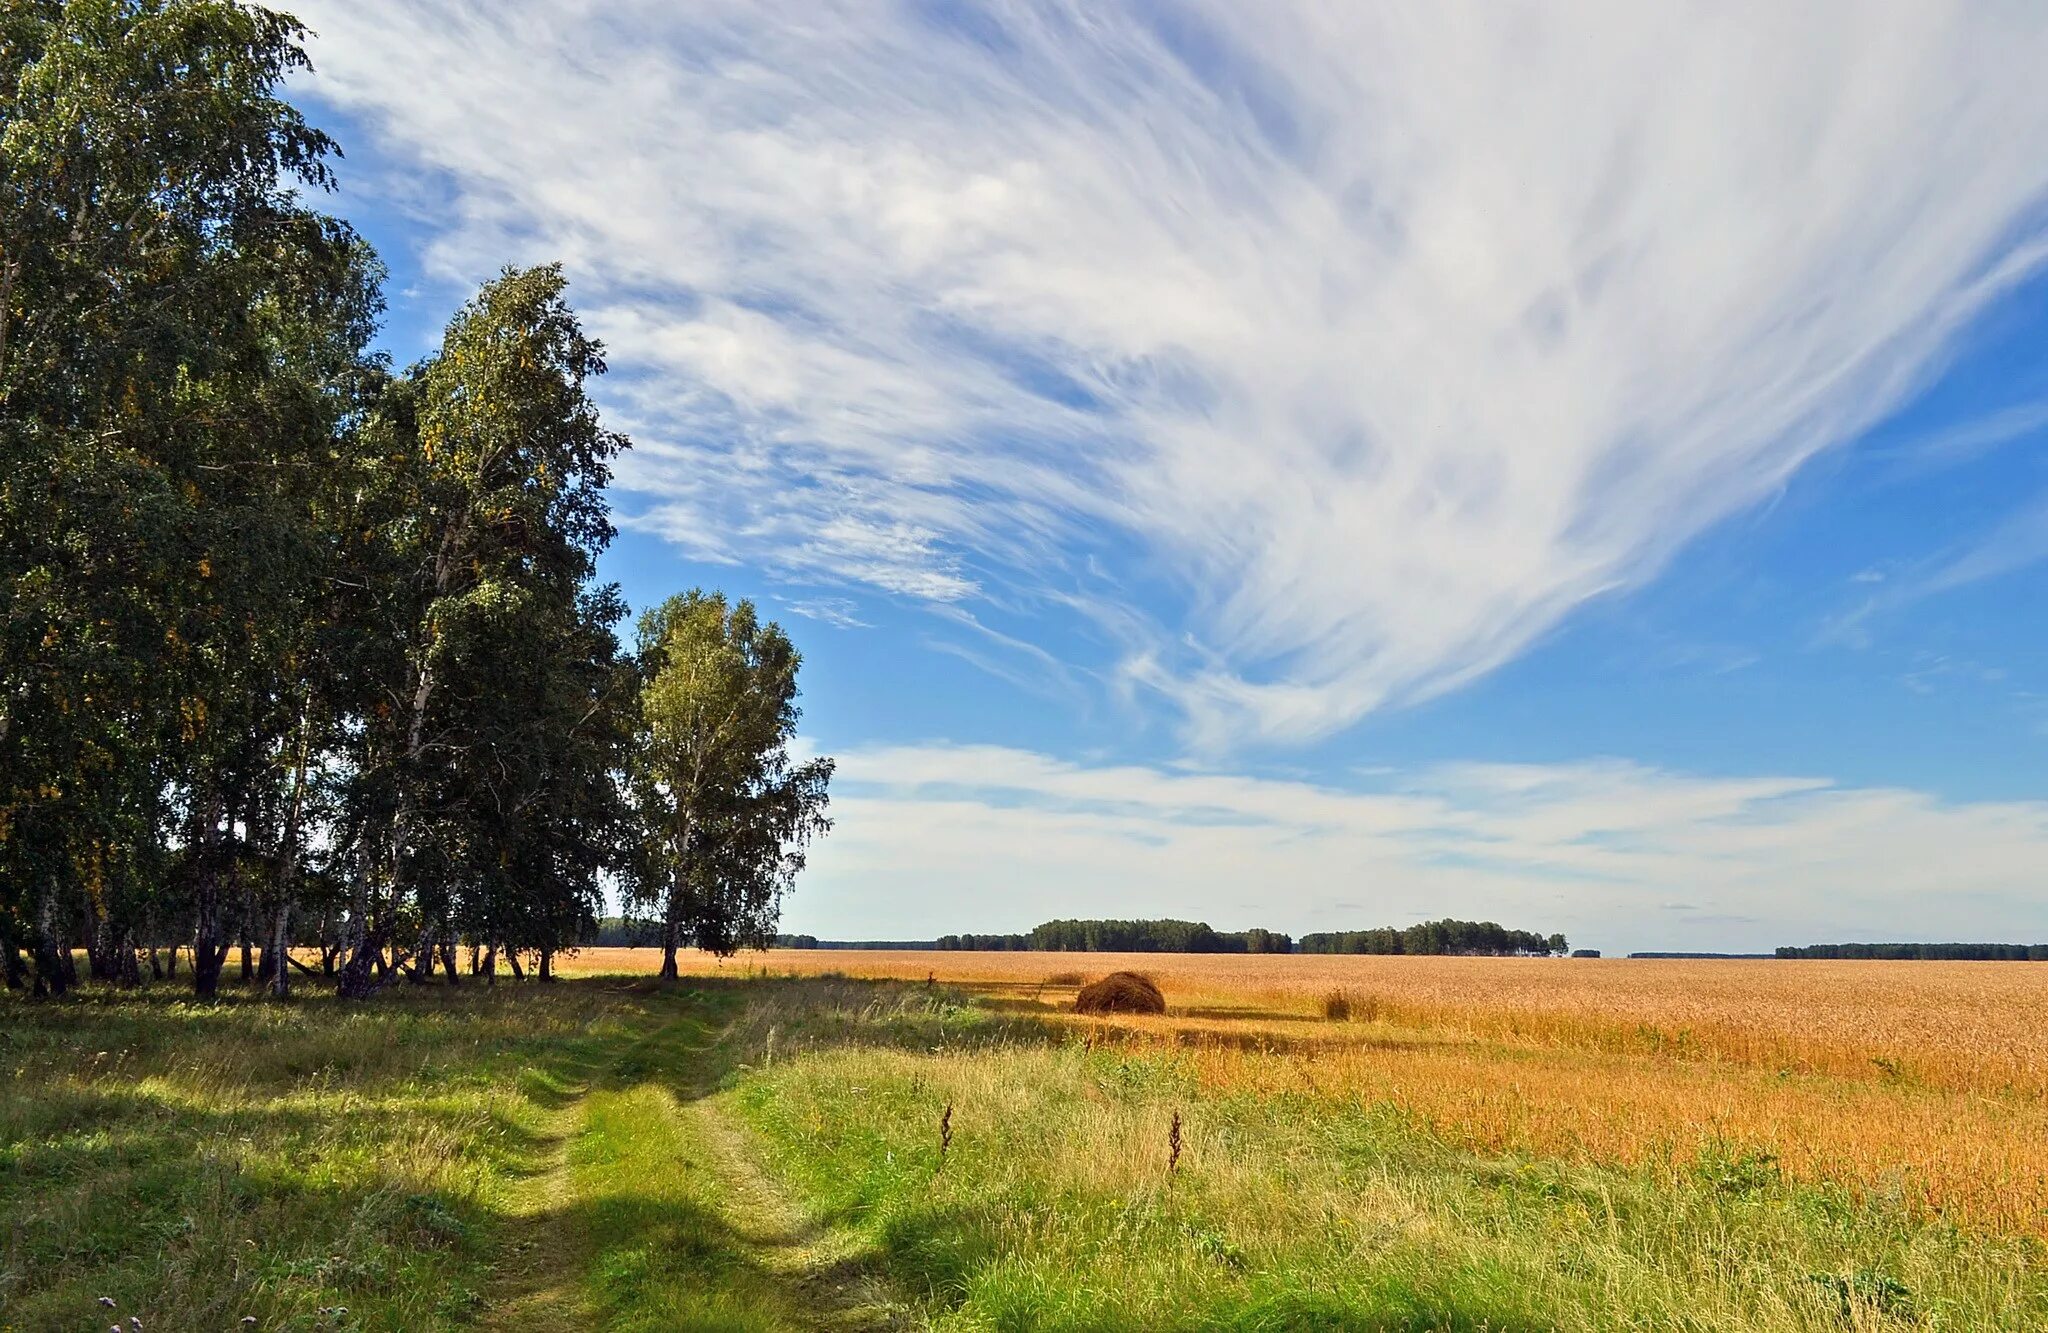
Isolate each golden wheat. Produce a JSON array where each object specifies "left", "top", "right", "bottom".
[
  {"left": 579, "top": 948, "right": 2048, "bottom": 1095},
  {"left": 564, "top": 946, "right": 2048, "bottom": 1233}
]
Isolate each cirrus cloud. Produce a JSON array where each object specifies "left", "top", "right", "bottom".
[{"left": 298, "top": 0, "right": 2048, "bottom": 747}]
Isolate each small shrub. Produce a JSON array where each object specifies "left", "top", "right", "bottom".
[
  {"left": 1075, "top": 972, "right": 1165, "bottom": 1015},
  {"left": 1809, "top": 1269, "right": 1914, "bottom": 1322},
  {"left": 1183, "top": 1222, "right": 1246, "bottom": 1269},
  {"left": 1698, "top": 1145, "right": 1780, "bottom": 1196},
  {"left": 400, "top": 1194, "right": 471, "bottom": 1248}
]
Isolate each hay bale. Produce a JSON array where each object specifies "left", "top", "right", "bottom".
[{"left": 1073, "top": 970, "right": 1165, "bottom": 1015}]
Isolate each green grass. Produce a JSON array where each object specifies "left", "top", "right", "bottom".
[
  {"left": 737, "top": 1039, "right": 2045, "bottom": 1330},
  {"left": 2, "top": 975, "right": 2042, "bottom": 1331},
  {"left": 1, "top": 980, "right": 724, "bottom": 1330}
]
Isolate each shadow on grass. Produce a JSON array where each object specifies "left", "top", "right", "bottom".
[
  {"left": 494, "top": 1185, "right": 902, "bottom": 1331},
  {"left": 0, "top": 979, "right": 764, "bottom": 1321}
]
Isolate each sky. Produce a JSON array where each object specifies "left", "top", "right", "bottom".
[{"left": 289, "top": 1, "right": 2048, "bottom": 953}]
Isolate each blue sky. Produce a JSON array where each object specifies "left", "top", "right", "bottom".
[{"left": 290, "top": 2, "right": 2048, "bottom": 952}]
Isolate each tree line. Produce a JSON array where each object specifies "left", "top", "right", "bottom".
[
  {"left": 933, "top": 919, "right": 1297, "bottom": 954},
  {"left": 1, "top": 1, "right": 829, "bottom": 999},
  {"left": 1297, "top": 919, "right": 1567, "bottom": 956},
  {"left": 1775, "top": 943, "right": 2048, "bottom": 961},
  {"left": 763, "top": 918, "right": 1567, "bottom": 955}
]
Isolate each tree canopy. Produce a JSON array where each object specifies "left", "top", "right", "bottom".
[
  {"left": 1297, "top": 920, "right": 1567, "bottom": 957},
  {"left": 0, "top": 0, "right": 831, "bottom": 1000},
  {"left": 628, "top": 591, "right": 833, "bottom": 978}
]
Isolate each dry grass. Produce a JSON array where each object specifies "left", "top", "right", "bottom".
[{"left": 564, "top": 946, "right": 2048, "bottom": 1235}]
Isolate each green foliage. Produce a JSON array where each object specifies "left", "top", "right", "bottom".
[
  {"left": 923, "top": 919, "right": 1563, "bottom": 956},
  {"left": 0, "top": 4, "right": 825, "bottom": 1002},
  {"left": 627, "top": 591, "right": 832, "bottom": 972},
  {"left": 333, "top": 263, "right": 633, "bottom": 997},
  {"left": 1, "top": 0, "right": 382, "bottom": 998},
  {"left": 934, "top": 919, "right": 1294, "bottom": 952},
  {"left": 1033, "top": 918, "right": 1231, "bottom": 952}
]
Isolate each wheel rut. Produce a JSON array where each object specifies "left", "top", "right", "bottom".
[
  {"left": 480, "top": 1007, "right": 910, "bottom": 1330},
  {"left": 687, "top": 1097, "right": 909, "bottom": 1330}
]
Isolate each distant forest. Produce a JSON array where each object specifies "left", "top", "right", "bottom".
[
  {"left": 1776, "top": 943, "right": 2048, "bottom": 961},
  {"left": 849, "top": 917, "right": 1566, "bottom": 955},
  {"left": 932, "top": 919, "right": 1299, "bottom": 953},
  {"left": 594, "top": 919, "right": 2048, "bottom": 961},
  {"left": 1298, "top": 921, "right": 1566, "bottom": 956},
  {"left": 590, "top": 916, "right": 1572, "bottom": 956}
]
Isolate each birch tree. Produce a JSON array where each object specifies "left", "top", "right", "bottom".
[{"left": 630, "top": 593, "right": 833, "bottom": 980}]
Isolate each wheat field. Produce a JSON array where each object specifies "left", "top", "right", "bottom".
[{"left": 585, "top": 947, "right": 2048, "bottom": 1235}]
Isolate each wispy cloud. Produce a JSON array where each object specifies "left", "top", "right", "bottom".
[
  {"left": 301, "top": 1, "right": 2048, "bottom": 747},
  {"left": 1900, "top": 492, "right": 2048, "bottom": 602},
  {"left": 1821, "top": 488, "right": 2048, "bottom": 645},
  {"left": 1871, "top": 400, "right": 2048, "bottom": 479},
  {"left": 778, "top": 597, "right": 872, "bottom": 631},
  {"left": 796, "top": 743, "right": 2048, "bottom": 948}
]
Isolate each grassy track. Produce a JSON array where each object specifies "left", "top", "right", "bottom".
[
  {"left": 493, "top": 1003, "right": 904, "bottom": 1330},
  {"left": 3, "top": 972, "right": 2044, "bottom": 1330},
  {"left": 0, "top": 979, "right": 909, "bottom": 1331}
]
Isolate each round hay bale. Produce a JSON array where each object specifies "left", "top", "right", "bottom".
[{"left": 1073, "top": 970, "right": 1165, "bottom": 1015}]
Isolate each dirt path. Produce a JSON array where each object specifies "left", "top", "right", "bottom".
[{"left": 478, "top": 1006, "right": 909, "bottom": 1331}]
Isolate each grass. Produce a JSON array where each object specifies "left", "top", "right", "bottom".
[
  {"left": 3, "top": 963, "right": 2044, "bottom": 1330},
  {"left": 644, "top": 948, "right": 2048, "bottom": 1234},
  {"left": 729, "top": 1008, "right": 2044, "bottom": 1330}
]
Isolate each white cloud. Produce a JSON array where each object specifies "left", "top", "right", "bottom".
[
  {"left": 1873, "top": 400, "right": 2048, "bottom": 479},
  {"left": 789, "top": 742, "right": 2048, "bottom": 949},
  {"left": 778, "top": 597, "right": 872, "bottom": 631},
  {"left": 1820, "top": 487, "right": 2048, "bottom": 646},
  {"left": 1902, "top": 492, "right": 2048, "bottom": 601},
  {"left": 299, "top": 1, "right": 2048, "bottom": 746}
]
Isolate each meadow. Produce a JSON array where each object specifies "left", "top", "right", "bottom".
[{"left": 3, "top": 952, "right": 2043, "bottom": 1330}]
